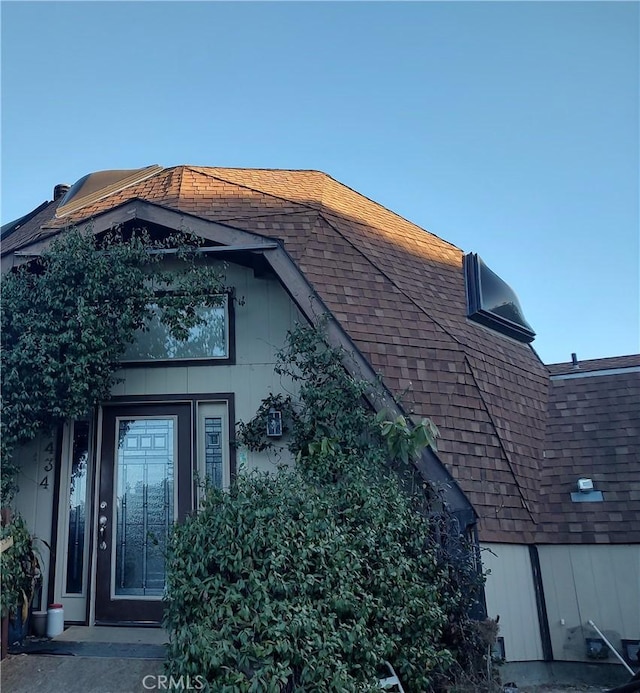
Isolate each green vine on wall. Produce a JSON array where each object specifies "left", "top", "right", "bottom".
[
  {"left": 236, "top": 394, "right": 298, "bottom": 453},
  {"left": 377, "top": 411, "right": 440, "bottom": 464},
  {"left": 1, "top": 226, "right": 225, "bottom": 503},
  {"left": 237, "top": 322, "right": 439, "bottom": 483}
]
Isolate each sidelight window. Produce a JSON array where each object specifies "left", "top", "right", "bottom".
[{"left": 64, "top": 421, "right": 90, "bottom": 595}]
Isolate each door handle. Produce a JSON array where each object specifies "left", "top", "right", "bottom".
[{"left": 99, "top": 515, "right": 108, "bottom": 550}]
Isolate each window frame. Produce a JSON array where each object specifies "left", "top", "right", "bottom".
[
  {"left": 196, "top": 401, "right": 231, "bottom": 505},
  {"left": 463, "top": 253, "right": 535, "bottom": 343},
  {"left": 120, "top": 293, "right": 235, "bottom": 368}
]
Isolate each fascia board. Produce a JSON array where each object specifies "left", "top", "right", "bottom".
[
  {"left": 3, "top": 200, "right": 277, "bottom": 271},
  {"left": 130, "top": 201, "right": 280, "bottom": 247}
]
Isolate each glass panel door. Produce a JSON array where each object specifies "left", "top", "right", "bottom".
[
  {"left": 114, "top": 418, "right": 175, "bottom": 597},
  {"left": 95, "top": 404, "right": 191, "bottom": 624}
]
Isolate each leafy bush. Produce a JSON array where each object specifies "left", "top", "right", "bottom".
[
  {"left": 0, "top": 513, "right": 42, "bottom": 619},
  {"left": 165, "top": 467, "right": 453, "bottom": 691},
  {"left": 165, "top": 325, "right": 491, "bottom": 691}
]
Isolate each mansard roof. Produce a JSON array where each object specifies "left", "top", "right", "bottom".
[{"left": 2, "top": 165, "right": 552, "bottom": 542}]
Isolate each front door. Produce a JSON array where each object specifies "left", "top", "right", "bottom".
[{"left": 95, "top": 404, "right": 192, "bottom": 624}]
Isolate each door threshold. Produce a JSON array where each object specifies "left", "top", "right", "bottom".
[
  {"left": 93, "top": 621, "right": 163, "bottom": 629},
  {"left": 53, "top": 626, "right": 168, "bottom": 646}
]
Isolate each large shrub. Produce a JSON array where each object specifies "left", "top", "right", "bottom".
[
  {"left": 165, "top": 325, "right": 490, "bottom": 692},
  {"left": 165, "top": 467, "right": 452, "bottom": 692}
]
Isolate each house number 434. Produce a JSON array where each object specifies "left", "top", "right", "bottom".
[{"left": 40, "top": 440, "right": 54, "bottom": 489}]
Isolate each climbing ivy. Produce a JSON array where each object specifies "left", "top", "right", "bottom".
[
  {"left": 236, "top": 393, "right": 297, "bottom": 453},
  {"left": 1, "top": 226, "right": 225, "bottom": 502}
]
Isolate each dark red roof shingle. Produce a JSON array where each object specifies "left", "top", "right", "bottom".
[
  {"left": 547, "top": 354, "right": 640, "bottom": 375},
  {"left": 13, "top": 165, "right": 628, "bottom": 544},
  {"left": 540, "top": 361, "right": 640, "bottom": 543}
]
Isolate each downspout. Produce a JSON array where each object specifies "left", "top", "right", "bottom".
[{"left": 529, "top": 545, "right": 553, "bottom": 661}]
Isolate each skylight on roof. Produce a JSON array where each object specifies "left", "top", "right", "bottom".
[
  {"left": 55, "top": 165, "right": 163, "bottom": 218},
  {"left": 464, "top": 253, "right": 535, "bottom": 343}
]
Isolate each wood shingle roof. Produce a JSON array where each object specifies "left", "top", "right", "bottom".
[
  {"left": 9, "top": 165, "right": 633, "bottom": 544},
  {"left": 539, "top": 357, "right": 640, "bottom": 543}
]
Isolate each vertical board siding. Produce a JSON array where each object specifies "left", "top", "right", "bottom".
[
  {"left": 538, "top": 544, "right": 640, "bottom": 662},
  {"left": 12, "top": 435, "right": 57, "bottom": 613},
  {"left": 481, "top": 543, "right": 544, "bottom": 661},
  {"left": 113, "top": 262, "right": 305, "bottom": 474}
]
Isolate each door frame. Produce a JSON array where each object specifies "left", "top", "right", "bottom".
[
  {"left": 95, "top": 402, "right": 192, "bottom": 625},
  {"left": 86, "top": 394, "right": 236, "bottom": 626}
]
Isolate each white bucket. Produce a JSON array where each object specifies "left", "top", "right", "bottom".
[{"left": 46, "top": 603, "right": 64, "bottom": 638}]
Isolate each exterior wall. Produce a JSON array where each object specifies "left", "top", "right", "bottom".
[
  {"left": 110, "top": 261, "right": 304, "bottom": 473},
  {"left": 481, "top": 542, "right": 544, "bottom": 662},
  {"left": 12, "top": 260, "right": 304, "bottom": 624},
  {"left": 538, "top": 544, "right": 640, "bottom": 663},
  {"left": 11, "top": 434, "right": 57, "bottom": 616}
]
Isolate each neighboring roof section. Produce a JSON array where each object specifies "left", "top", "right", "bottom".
[
  {"left": 1, "top": 201, "right": 53, "bottom": 241},
  {"left": 540, "top": 355, "right": 640, "bottom": 544},
  {"left": 1, "top": 199, "right": 61, "bottom": 255},
  {"left": 548, "top": 354, "right": 640, "bottom": 376}
]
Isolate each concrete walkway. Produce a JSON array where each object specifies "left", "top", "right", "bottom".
[
  {"left": 1, "top": 627, "right": 167, "bottom": 693},
  {"left": 1, "top": 654, "right": 164, "bottom": 693},
  {"left": 2, "top": 629, "right": 625, "bottom": 693}
]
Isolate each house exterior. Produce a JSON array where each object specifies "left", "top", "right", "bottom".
[
  {"left": 539, "top": 356, "right": 639, "bottom": 670},
  {"left": 2, "top": 166, "right": 638, "bottom": 679}
]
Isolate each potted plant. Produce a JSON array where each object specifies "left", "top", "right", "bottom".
[{"left": 1, "top": 512, "right": 42, "bottom": 648}]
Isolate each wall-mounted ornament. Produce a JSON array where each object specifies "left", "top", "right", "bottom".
[{"left": 266, "top": 409, "right": 283, "bottom": 437}]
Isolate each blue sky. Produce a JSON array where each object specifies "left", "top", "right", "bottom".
[{"left": 2, "top": 1, "right": 638, "bottom": 364}]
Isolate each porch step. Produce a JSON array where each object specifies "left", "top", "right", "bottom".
[
  {"left": 55, "top": 626, "right": 168, "bottom": 647},
  {"left": 8, "top": 626, "right": 168, "bottom": 660},
  {"left": 8, "top": 638, "right": 166, "bottom": 660}
]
